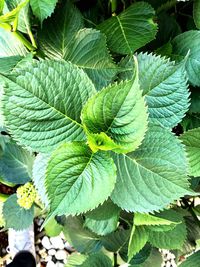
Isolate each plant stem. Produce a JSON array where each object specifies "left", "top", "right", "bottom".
[
  {"left": 111, "top": 0, "right": 117, "bottom": 14},
  {"left": 113, "top": 252, "right": 118, "bottom": 267},
  {"left": 189, "top": 206, "right": 200, "bottom": 229}
]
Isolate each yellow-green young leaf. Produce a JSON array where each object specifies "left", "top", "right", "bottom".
[
  {"left": 98, "top": 2, "right": 157, "bottom": 55},
  {"left": 179, "top": 250, "right": 200, "bottom": 267},
  {"left": 111, "top": 125, "right": 190, "bottom": 213},
  {"left": 180, "top": 128, "right": 200, "bottom": 177},
  {"left": 134, "top": 213, "right": 179, "bottom": 226},
  {"left": 0, "top": 0, "right": 29, "bottom": 24},
  {"left": 46, "top": 142, "right": 116, "bottom": 218},
  {"left": 81, "top": 57, "right": 148, "bottom": 154},
  {"left": 2, "top": 60, "right": 96, "bottom": 152},
  {"left": 193, "top": 0, "right": 200, "bottom": 29},
  {"left": 128, "top": 226, "right": 149, "bottom": 262}
]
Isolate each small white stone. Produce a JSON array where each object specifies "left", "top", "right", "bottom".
[
  {"left": 46, "top": 261, "right": 56, "bottom": 267},
  {"left": 55, "top": 250, "right": 67, "bottom": 260},
  {"left": 166, "top": 262, "right": 171, "bottom": 267},
  {"left": 45, "top": 255, "right": 52, "bottom": 262},
  {"left": 42, "top": 236, "right": 52, "bottom": 250},
  {"left": 48, "top": 249, "right": 56, "bottom": 256},
  {"left": 50, "top": 236, "right": 65, "bottom": 249},
  {"left": 56, "top": 263, "right": 64, "bottom": 267}
]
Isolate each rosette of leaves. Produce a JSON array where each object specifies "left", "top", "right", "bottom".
[{"left": 0, "top": 0, "right": 200, "bottom": 266}]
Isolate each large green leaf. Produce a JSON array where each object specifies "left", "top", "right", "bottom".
[
  {"left": 111, "top": 125, "right": 190, "bottom": 213},
  {"left": 119, "top": 53, "right": 190, "bottom": 128},
  {"left": 180, "top": 128, "right": 200, "bottom": 177},
  {"left": 46, "top": 142, "right": 116, "bottom": 217},
  {"left": 2, "top": 60, "right": 96, "bottom": 152},
  {"left": 179, "top": 248, "right": 200, "bottom": 267},
  {"left": 172, "top": 30, "right": 200, "bottom": 86},
  {"left": 128, "top": 226, "right": 149, "bottom": 261},
  {"left": 63, "top": 216, "right": 102, "bottom": 254},
  {"left": 84, "top": 199, "right": 120, "bottom": 236},
  {"left": 81, "top": 253, "right": 112, "bottom": 267},
  {"left": 32, "top": 153, "right": 49, "bottom": 206},
  {"left": 0, "top": 56, "right": 23, "bottom": 74},
  {"left": 0, "top": 138, "right": 34, "bottom": 184},
  {"left": 0, "top": 27, "right": 27, "bottom": 57},
  {"left": 149, "top": 221, "right": 187, "bottom": 250},
  {"left": 82, "top": 57, "right": 148, "bottom": 154},
  {"left": 97, "top": 2, "right": 157, "bottom": 55},
  {"left": 3, "top": 194, "right": 34, "bottom": 230},
  {"left": 30, "top": 0, "right": 58, "bottom": 24},
  {"left": 38, "top": 1, "right": 117, "bottom": 90},
  {"left": 134, "top": 212, "right": 179, "bottom": 226}
]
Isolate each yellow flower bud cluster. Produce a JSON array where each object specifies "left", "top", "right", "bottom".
[
  {"left": 0, "top": 202, "right": 5, "bottom": 227},
  {"left": 17, "top": 182, "right": 37, "bottom": 210}
]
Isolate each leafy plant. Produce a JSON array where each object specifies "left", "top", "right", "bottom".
[{"left": 0, "top": 0, "right": 200, "bottom": 266}]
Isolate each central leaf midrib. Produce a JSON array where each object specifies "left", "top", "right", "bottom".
[
  {"left": 116, "top": 16, "right": 132, "bottom": 54},
  {"left": 6, "top": 75, "right": 83, "bottom": 129}
]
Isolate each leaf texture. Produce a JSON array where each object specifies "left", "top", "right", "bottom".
[
  {"left": 2, "top": 60, "right": 96, "bottom": 152},
  {"left": 30, "top": 0, "right": 58, "bottom": 23},
  {"left": 98, "top": 2, "right": 157, "bottom": 55},
  {"left": 111, "top": 125, "right": 190, "bottom": 213}
]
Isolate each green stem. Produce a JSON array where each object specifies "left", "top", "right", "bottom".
[
  {"left": 0, "top": 22, "right": 36, "bottom": 51},
  {"left": 111, "top": 0, "right": 117, "bottom": 14},
  {"left": 113, "top": 253, "right": 118, "bottom": 267},
  {"left": 27, "top": 28, "right": 37, "bottom": 48}
]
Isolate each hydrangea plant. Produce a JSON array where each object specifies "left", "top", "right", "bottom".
[{"left": 0, "top": 0, "right": 200, "bottom": 266}]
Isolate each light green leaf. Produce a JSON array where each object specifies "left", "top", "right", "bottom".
[
  {"left": 66, "top": 253, "right": 87, "bottom": 267},
  {"left": 149, "top": 221, "right": 187, "bottom": 250},
  {"left": 2, "top": 60, "right": 96, "bottom": 152},
  {"left": 128, "top": 226, "right": 149, "bottom": 261},
  {"left": 179, "top": 250, "right": 200, "bottom": 267},
  {"left": 6, "top": 0, "right": 31, "bottom": 34},
  {"left": 0, "top": 1, "right": 4, "bottom": 15},
  {"left": 193, "top": 0, "right": 200, "bottom": 29},
  {"left": 38, "top": 2, "right": 117, "bottom": 90},
  {"left": 0, "top": 55, "right": 23, "bottom": 74},
  {"left": 44, "top": 217, "right": 62, "bottom": 237},
  {"left": 84, "top": 199, "right": 120, "bottom": 236},
  {"left": 82, "top": 57, "right": 148, "bottom": 154},
  {"left": 32, "top": 153, "right": 50, "bottom": 207},
  {"left": 0, "top": 138, "right": 34, "bottom": 184},
  {"left": 119, "top": 53, "right": 190, "bottom": 128},
  {"left": 111, "top": 125, "right": 190, "bottom": 213},
  {"left": 180, "top": 127, "right": 200, "bottom": 177},
  {"left": 46, "top": 142, "right": 116, "bottom": 217},
  {"left": 134, "top": 213, "right": 179, "bottom": 226},
  {"left": 172, "top": 30, "right": 200, "bottom": 86},
  {"left": 63, "top": 216, "right": 102, "bottom": 254},
  {"left": 30, "top": 0, "right": 58, "bottom": 24},
  {"left": 3, "top": 194, "right": 34, "bottom": 230},
  {"left": 81, "top": 252, "right": 112, "bottom": 267},
  {"left": 0, "top": 27, "right": 27, "bottom": 57},
  {"left": 97, "top": 2, "right": 157, "bottom": 55}
]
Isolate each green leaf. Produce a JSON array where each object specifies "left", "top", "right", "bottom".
[
  {"left": 32, "top": 153, "right": 49, "bottom": 206},
  {"left": 3, "top": 194, "right": 34, "bottom": 230},
  {"left": 193, "top": 0, "right": 200, "bottom": 29},
  {"left": 128, "top": 226, "right": 149, "bottom": 261},
  {"left": 44, "top": 217, "right": 62, "bottom": 237},
  {"left": 38, "top": 2, "right": 117, "bottom": 90},
  {"left": 97, "top": 2, "right": 157, "bottom": 55},
  {"left": 134, "top": 249, "right": 163, "bottom": 267},
  {"left": 0, "top": 138, "right": 34, "bottom": 184},
  {"left": 63, "top": 215, "right": 102, "bottom": 254},
  {"left": 180, "top": 127, "right": 200, "bottom": 177},
  {"left": 134, "top": 213, "right": 179, "bottom": 226},
  {"left": 66, "top": 253, "right": 87, "bottom": 267},
  {"left": 111, "top": 125, "right": 190, "bottom": 213},
  {"left": 46, "top": 142, "right": 116, "bottom": 217},
  {"left": 101, "top": 229, "right": 130, "bottom": 252},
  {"left": 119, "top": 53, "right": 190, "bottom": 128},
  {"left": 172, "top": 30, "right": 200, "bottom": 86},
  {"left": 0, "top": 55, "right": 23, "bottom": 74},
  {"left": 181, "top": 113, "right": 200, "bottom": 131},
  {"left": 82, "top": 57, "right": 148, "bottom": 154},
  {"left": 0, "top": 27, "right": 27, "bottom": 57},
  {"left": 84, "top": 199, "right": 120, "bottom": 236},
  {"left": 179, "top": 251, "right": 200, "bottom": 267},
  {"left": 2, "top": 60, "right": 96, "bottom": 152},
  {"left": 6, "top": 0, "right": 31, "bottom": 34},
  {"left": 0, "top": 0, "right": 4, "bottom": 15},
  {"left": 149, "top": 221, "right": 187, "bottom": 250},
  {"left": 81, "top": 252, "right": 112, "bottom": 267},
  {"left": 30, "top": 0, "right": 58, "bottom": 24}
]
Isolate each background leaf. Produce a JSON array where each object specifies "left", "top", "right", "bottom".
[
  {"left": 98, "top": 2, "right": 157, "bottom": 55},
  {"left": 3, "top": 194, "right": 34, "bottom": 230},
  {"left": 193, "top": 0, "right": 200, "bottom": 29},
  {"left": 46, "top": 142, "right": 116, "bottom": 217},
  {"left": 111, "top": 125, "right": 190, "bottom": 213},
  {"left": 2, "top": 60, "right": 96, "bottom": 152}
]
